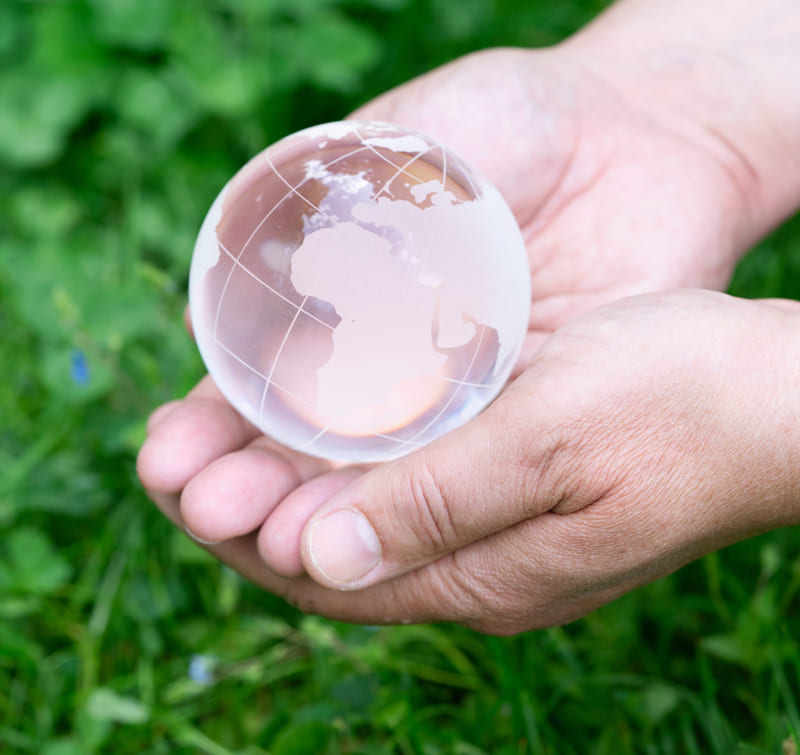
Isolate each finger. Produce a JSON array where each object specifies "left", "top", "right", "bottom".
[
  {"left": 137, "top": 381, "right": 260, "bottom": 495},
  {"left": 146, "top": 400, "right": 182, "bottom": 434},
  {"left": 144, "top": 374, "right": 232, "bottom": 435},
  {"left": 297, "top": 378, "right": 574, "bottom": 591},
  {"left": 156, "top": 484, "right": 465, "bottom": 626},
  {"left": 179, "top": 429, "right": 332, "bottom": 544},
  {"left": 186, "top": 373, "right": 242, "bottom": 402},
  {"left": 180, "top": 446, "right": 303, "bottom": 544},
  {"left": 756, "top": 297, "right": 800, "bottom": 312},
  {"left": 257, "top": 467, "right": 366, "bottom": 577},
  {"left": 288, "top": 499, "right": 710, "bottom": 633},
  {"left": 148, "top": 467, "right": 630, "bottom": 632}
]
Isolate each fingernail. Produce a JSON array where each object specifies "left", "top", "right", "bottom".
[
  {"left": 307, "top": 509, "right": 382, "bottom": 586},
  {"left": 185, "top": 527, "right": 222, "bottom": 546}
]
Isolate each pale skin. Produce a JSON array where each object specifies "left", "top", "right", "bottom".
[{"left": 137, "top": 0, "right": 800, "bottom": 635}]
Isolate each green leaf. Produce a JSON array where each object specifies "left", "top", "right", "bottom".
[
  {"left": 31, "top": 1, "right": 111, "bottom": 80},
  {"left": 0, "top": 596, "right": 41, "bottom": 619},
  {"left": 9, "top": 186, "right": 83, "bottom": 240},
  {"left": 85, "top": 688, "right": 150, "bottom": 725},
  {"left": 635, "top": 684, "right": 682, "bottom": 726},
  {"left": 0, "top": 3, "right": 110, "bottom": 166},
  {"left": 271, "top": 721, "right": 331, "bottom": 755},
  {"left": 161, "top": 677, "right": 211, "bottom": 706},
  {"left": 38, "top": 344, "right": 116, "bottom": 405},
  {"left": 284, "top": 12, "right": 380, "bottom": 92},
  {"left": 329, "top": 673, "right": 380, "bottom": 712},
  {"left": 89, "top": 0, "right": 172, "bottom": 50},
  {"left": 168, "top": 6, "right": 266, "bottom": 116},
  {"left": 0, "top": 71, "right": 81, "bottom": 166},
  {"left": 113, "top": 67, "right": 199, "bottom": 148},
  {"left": 41, "top": 738, "right": 84, "bottom": 755},
  {"left": 0, "top": 560, "right": 13, "bottom": 591},
  {"left": 0, "top": 619, "right": 43, "bottom": 663},
  {"left": 700, "top": 633, "right": 763, "bottom": 669},
  {"left": 3, "top": 527, "right": 72, "bottom": 595},
  {"left": 0, "top": 4, "right": 23, "bottom": 60},
  {"left": 122, "top": 572, "right": 184, "bottom": 621},
  {"left": 74, "top": 706, "right": 113, "bottom": 754},
  {"left": 432, "top": 0, "right": 492, "bottom": 39}
]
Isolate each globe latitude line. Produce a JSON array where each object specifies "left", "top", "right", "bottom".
[
  {"left": 200, "top": 123, "right": 523, "bottom": 461},
  {"left": 211, "top": 126, "right": 447, "bottom": 350},
  {"left": 256, "top": 292, "right": 311, "bottom": 430},
  {"left": 352, "top": 125, "right": 440, "bottom": 200},
  {"left": 217, "top": 239, "right": 336, "bottom": 330},
  {"left": 370, "top": 145, "right": 436, "bottom": 201},
  {"left": 211, "top": 332, "right": 427, "bottom": 450},
  {"left": 388, "top": 324, "right": 488, "bottom": 456},
  {"left": 210, "top": 141, "right": 375, "bottom": 343}
]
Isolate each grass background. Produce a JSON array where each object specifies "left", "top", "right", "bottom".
[{"left": 1, "top": 0, "right": 799, "bottom": 753}]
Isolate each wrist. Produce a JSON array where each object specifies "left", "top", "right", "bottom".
[
  {"left": 562, "top": 0, "right": 800, "bottom": 252},
  {"left": 728, "top": 301, "right": 800, "bottom": 532},
  {"left": 759, "top": 306, "right": 800, "bottom": 529}
]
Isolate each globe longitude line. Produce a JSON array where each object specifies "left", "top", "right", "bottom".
[
  {"left": 326, "top": 130, "right": 489, "bottom": 451},
  {"left": 437, "top": 375, "right": 501, "bottom": 389},
  {"left": 256, "top": 133, "right": 436, "bottom": 452},
  {"left": 210, "top": 142, "right": 373, "bottom": 343},
  {"left": 250, "top": 139, "right": 413, "bottom": 444},
  {"left": 207, "top": 128, "right": 494, "bottom": 456},
  {"left": 293, "top": 423, "right": 332, "bottom": 452},
  {"left": 331, "top": 133, "right": 443, "bottom": 452},
  {"left": 211, "top": 333, "right": 320, "bottom": 411},
  {"left": 217, "top": 239, "right": 335, "bottom": 330},
  {"left": 256, "top": 291, "right": 311, "bottom": 428},
  {"left": 389, "top": 325, "right": 488, "bottom": 455},
  {"left": 208, "top": 140, "right": 390, "bottom": 454},
  {"left": 454, "top": 151, "right": 480, "bottom": 198},
  {"left": 374, "top": 432, "right": 425, "bottom": 447},
  {"left": 353, "top": 126, "right": 436, "bottom": 196},
  {"left": 464, "top": 166, "right": 480, "bottom": 199},
  {"left": 215, "top": 331, "right": 405, "bottom": 453},
  {"left": 371, "top": 147, "right": 435, "bottom": 200},
  {"left": 264, "top": 152, "right": 337, "bottom": 222}
]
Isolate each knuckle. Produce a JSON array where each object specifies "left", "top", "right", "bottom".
[
  {"left": 511, "top": 425, "right": 572, "bottom": 511},
  {"left": 395, "top": 460, "right": 458, "bottom": 553}
]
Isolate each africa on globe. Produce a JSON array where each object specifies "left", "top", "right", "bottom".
[{"left": 189, "top": 121, "right": 530, "bottom": 463}]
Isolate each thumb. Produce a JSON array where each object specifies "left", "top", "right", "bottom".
[{"left": 299, "top": 386, "right": 566, "bottom": 590}]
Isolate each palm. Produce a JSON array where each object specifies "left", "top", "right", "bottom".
[{"left": 355, "top": 48, "right": 743, "bottom": 361}]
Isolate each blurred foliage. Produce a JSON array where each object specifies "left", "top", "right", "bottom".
[{"left": 1, "top": 0, "right": 799, "bottom": 753}]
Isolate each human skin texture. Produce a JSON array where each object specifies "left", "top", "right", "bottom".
[{"left": 138, "top": 0, "right": 800, "bottom": 634}]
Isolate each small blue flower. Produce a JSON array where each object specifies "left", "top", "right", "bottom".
[
  {"left": 70, "top": 349, "right": 90, "bottom": 385},
  {"left": 188, "top": 654, "right": 216, "bottom": 686}
]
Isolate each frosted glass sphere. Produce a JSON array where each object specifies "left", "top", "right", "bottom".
[{"left": 189, "top": 121, "right": 530, "bottom": 463}]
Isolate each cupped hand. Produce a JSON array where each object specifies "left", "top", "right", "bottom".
[
  {"left": 349, "top": 46, "right": 758, "bottom": 360},
  {"left": 140, "top": 291, "right": 800, "bottom": 633},
  {"left": 138, "top": 46, "right": 781, "bottom": 633}
]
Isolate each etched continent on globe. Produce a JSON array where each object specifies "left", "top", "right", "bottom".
[{"left": 189, "top": 121, "right": 530, "bottom": 463}]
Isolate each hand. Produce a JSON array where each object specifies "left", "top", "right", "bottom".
[
  {"left": 138, "top": 7, "right": 800, "bottom": 633},
  {"left": 140, "top": 291, "right": 800, "bottom": 633},
  {"left": 349, "top": 45, "right": 758, "bottom": 362}
]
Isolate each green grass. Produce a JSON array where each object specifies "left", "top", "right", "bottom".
[{"left": 2, "top": 1, "right": 799, "bottom": 753}]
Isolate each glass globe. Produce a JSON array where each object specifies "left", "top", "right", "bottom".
[{"left": 189, "top": 121, "right": 530, "bottom": 463}]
